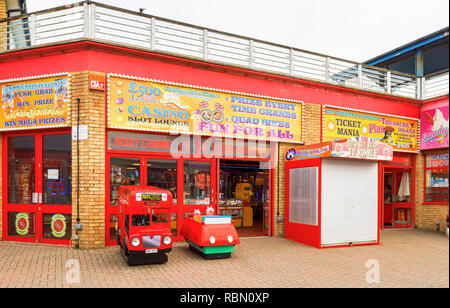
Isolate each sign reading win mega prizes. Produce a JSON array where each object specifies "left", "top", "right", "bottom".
[{"left": 0, "top": 75, "right": 71, "bottom": 131}]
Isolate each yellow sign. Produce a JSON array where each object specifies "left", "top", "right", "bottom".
[
  {"left": 108, "top": 75, "right": 304, "bottom": 143},
  {"left": 323, "top": 106, "right": 420, "bottom": 152},
  {"left": 0, "top": 74, "right": 71, "bottom": 131}
]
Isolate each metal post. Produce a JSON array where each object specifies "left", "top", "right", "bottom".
[
  {"left": 150, "top": 17, "right": 155, "bottom": 50},
  {"left": 29, "top": 13, "right": 36, "bottom": 45},
  {"left": 203, "top": 29, "right": 208, "bottom": 61},
  {"left": 83, "top": 2, "right": 89, "bottom": 38},
  {"left": 75, "top": 97, "right": 81, "bottom": 249},
  {"left": 89, "top": 3, "right": 96, "bottom": 39},
  {"left": 325, "top": 57, "right": 330, "bottom": 83},
  {"left": 289, "top": 48, "right": 294, "bottom": 76},
  {"left": 386, "top": 71, "right": 392, "bottom": 94},
  {"left": 358, "top": 64, "right": 363, "bottom": 88},
  {"left": 249, "top": 39, "right": 254, "bottom": 69}
]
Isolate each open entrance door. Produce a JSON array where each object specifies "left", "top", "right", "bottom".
[
  {"left": 218, "top": 159, "right": 270, "bottom": 237},
  {"left": 381, "top": 153, "right": 415, "bottom": 229},
  {"left": 382, "top": 167, "right": 414, "bottom": 228}
]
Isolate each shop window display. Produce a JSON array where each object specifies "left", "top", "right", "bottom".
[
  {"left": 7, "top": 136, "right": 35, "bottom": 204},
  {"left": 147, "top": 159, "right": 177, "bottom": 205},
  {"left": 110, "top": 157, "right": 141, "bottom": 206},
  {"left": 42, "top": 134, "right": 72, "bottom": 205},
  {"left": 184, "top": 161, "right": 211, "bottom": 205},
  {"left": 425, "top": 153, "right": 449, "bottom": 204}
]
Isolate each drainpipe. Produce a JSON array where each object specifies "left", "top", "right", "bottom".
[
  {"left": 6, "top": 0, "right": 29, "bottom": 49},
  {"left": 73, "top": 97, "right": 83, "bottom": 248}
]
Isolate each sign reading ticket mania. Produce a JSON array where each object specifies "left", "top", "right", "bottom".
[
  {"left": 0, "top": 75, "right": 71, "bottom": 131},
  {"left": 108, "top": 75, "right": 304, "bottom": 143},
  {"left": 323, "top": 106, "right": 420, "bottom": 152}
]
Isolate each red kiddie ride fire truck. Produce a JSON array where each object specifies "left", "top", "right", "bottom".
[{"left": 117, "top": 186, "right": 173, "bottom": 266}]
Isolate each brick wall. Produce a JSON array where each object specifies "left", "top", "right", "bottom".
[
  {"left": 273, "top": 102, "right": 322, "bottom": 237},
  {"left": 415, "top": 149, "right": 449, "bottom": 233},
  {"left": 70, "top": 71, "right": 106, "bottom": 248}
]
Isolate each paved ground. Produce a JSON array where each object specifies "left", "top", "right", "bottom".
[{"left": 0, "top": 229, "right": 448, "bottom": 288}]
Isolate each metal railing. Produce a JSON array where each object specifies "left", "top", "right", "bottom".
[{"left": 1, "top": 1, "right": 448, "bottom": 100}]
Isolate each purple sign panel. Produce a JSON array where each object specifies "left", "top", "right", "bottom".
[{"left": 421, "top": 105, "right": 449, "bottom": 150}]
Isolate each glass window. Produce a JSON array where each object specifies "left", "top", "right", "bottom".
[
  {"left": 109, "top": 215, "right": 118, "bottom": 242},
  {"left": 42, "top": 213, "right": 72, "bottom": 240},
  {"left": 132, "top": 215, "right": 150, "bottom": 227},
  {"left": 184, "top": 161, "right": 211, "bottom": 205},
  {"left": 425, "top": 153, "right": 449, "bottom": 204},
  {"left": 110, "top": 157, "right": 140, "bottom": 205},
  {"left": 147, "top": 159, "right": 177, "bottom": 205},
  {"left": 8, "top": 136, "right": 35, "bottom": 204},
  {"left": 42, "top": 134, "right": 72, "bottom": 205},
  {"left": 8, "top": 212, "right": 35, "bottom": 237}
]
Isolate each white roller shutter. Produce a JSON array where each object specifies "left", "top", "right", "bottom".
[{"left": 321, "top": 158, "right": 379, "bottom": 246}]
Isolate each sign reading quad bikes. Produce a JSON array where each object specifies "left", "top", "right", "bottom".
[
  {"left": 0, "top": 74, "right": 71, "bottom": 131},
  {"left": 322, "top": 105, "right": 420, "bottom": 153},
  {"left": 107, "top": 74, "right": 305, "bottom": 143}
]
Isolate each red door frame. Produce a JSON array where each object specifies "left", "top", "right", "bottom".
[
  {"left": 380, "top": 154, "right": 416, "bottom": 230},
  {"left": 216, "top": 156, "right": 274, "bottom": 236},
  {"left": 284, "top": 158, "right": 322, "bottom": 248},
  {"left": 2, "top": 129, "right": 72, "bottom": 245}
]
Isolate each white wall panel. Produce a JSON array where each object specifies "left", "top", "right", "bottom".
[{"left": 321, "top": 158, "right": 379, "bottom": 246}]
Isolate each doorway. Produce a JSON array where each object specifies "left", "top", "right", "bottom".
[
  {"left": 382, "top": 167, "right": 414, "bottom": 229},
  {"left": 218, "top": 159, "right": 270, "bottom": 237},
  {"left": 2, "top": 131, "right": 72, "bottom": 244}
]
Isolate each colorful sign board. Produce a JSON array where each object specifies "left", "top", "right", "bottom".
[
  {"left": 420, "top": 105, "right": 449, "bottom": 150},
  {"left": 285, "top": 136, "right": 393, "bottom": 162},
  {"left": 0, "top": 74, "right": 71, "bottom": 131},
  {"left": 322, "top": 106, "right": 420, "bottom": 152},
  {"left": 107, "top": 74, "right": 304, "bottom": 143},
  {"left": 426, "top": 153, "right": 449, "bottom": 168},
  {"left": 89, "top": 72, "right": 106, "bottom": 91}
]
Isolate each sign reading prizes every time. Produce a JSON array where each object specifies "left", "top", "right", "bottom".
[
  {"left": 323, "top": 106, "right": 419, "bottom": 152},
  {"left": 0, "top": 75, "right": 71, "bottom": 131},
  {"left": 108, "top": 75, "right": 304, "bottom": 143}
]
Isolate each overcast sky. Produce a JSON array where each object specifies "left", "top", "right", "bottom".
[{"left": 25, "top": 0, "right": 449, "bottom": 62}]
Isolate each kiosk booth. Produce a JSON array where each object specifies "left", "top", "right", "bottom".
[{"left": 284, "top": 136, "right": 394, "bottom": 248}]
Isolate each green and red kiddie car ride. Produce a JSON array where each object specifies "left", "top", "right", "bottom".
[
  {"left": 117, "top": 186, "right": 173, "bottom": 266},
  {"left": 180, "top": 214, "right": 240, "bottom": 260},
  {"left": 117, "top": 186, "right": 240, "bottom": 265}
]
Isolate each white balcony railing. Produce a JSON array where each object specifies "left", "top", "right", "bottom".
[{"left": 1, "top": 1, "right": 448, "bottom": 100}]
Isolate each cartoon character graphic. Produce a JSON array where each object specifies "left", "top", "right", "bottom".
[
  {"left": 206, "top": 206, "right": 215, "bottom": 216},
  {"left": 382, "top": 126, "right": 395, "bottom": 145}
]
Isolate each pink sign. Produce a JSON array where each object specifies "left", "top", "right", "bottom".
[
  {"left": 421, "top": 105, "right": 449, "bottom": 150},
  {"left": 331, "top": 136, "right": 393, "bottom": 161}
]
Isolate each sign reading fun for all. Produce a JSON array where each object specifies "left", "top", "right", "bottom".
[
  {"left": 0, "top": 74, "right": 71, "bottom": 131},
  {"left": 107, "top": 74, "right": 305, "bottom": 144}
]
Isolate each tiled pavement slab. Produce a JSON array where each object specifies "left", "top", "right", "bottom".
[{"left": 0, "top": 229, "right": 448, "bottom": 288}]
